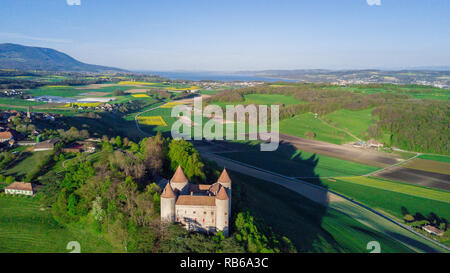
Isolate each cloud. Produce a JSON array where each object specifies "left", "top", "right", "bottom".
[
  {"left": 366, "top": 0, "right": 381, "bottom": 6},
  {"left": 66, "top": 0, "right": 81, "bottom": 6}
]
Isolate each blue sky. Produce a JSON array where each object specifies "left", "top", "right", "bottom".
[{"left": 0, "top": 0, "right": 449, "bottom": 71}]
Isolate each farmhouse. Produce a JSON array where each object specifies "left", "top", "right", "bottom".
[
  {"left": 4, "top": 182, "right": 37, "bottom": 196},
  {"left": 422, "top": 225, "right": 444, "bottom": 236},
  {"left": 34, "top": 138, "right": 60, "bottom": 151},
  {"left": 0, "top": 131, "right": 13, "bottom": 143},
  {"left": 161, "top": 166, "right": 231, "bottom": 236}
]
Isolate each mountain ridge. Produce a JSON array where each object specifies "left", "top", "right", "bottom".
[{"left": 0, "top": 43, "right": 125, "bottom": 72}]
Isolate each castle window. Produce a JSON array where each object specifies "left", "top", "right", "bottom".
[
  {"left": 204, "top": 211, "right": 206, "bottom": 215},
  {"left": 225, "top": 221, "right": 227, "bottom": 224},
  {"left": 211, "top": 212, "right": 214, "bottom": 215},
  {"left": 225, "top": 212, "right": 228, "bottom": 216},
  {"left": 193, "top": 211, "right": 196, "bottom": 214}
]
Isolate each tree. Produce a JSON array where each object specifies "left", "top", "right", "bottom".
[
  {"left": 115, "top": 136, "right": 122, "bottom": 147},
  {"left": 168, "top": 139, "right": 205, "bottom": 182},
  {"left": 5, "top": 176, "right": 14, "bottom": 185}
]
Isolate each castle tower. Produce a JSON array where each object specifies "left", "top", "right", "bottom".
[
  {"left": 170, "top": 165, "right": 189, "bottom": 194},
  {"left": 160, "top": 183, "right": 176, "bottom": 222},
  {"left": 217, "top": 168, "right": 231, "bottom": 217},
  {"left": 215, "top": 185, "right": 230, "bottom": 236}
]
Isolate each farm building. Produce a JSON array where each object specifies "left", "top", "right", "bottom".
[
  {"left": 4, "top": 182, "right": 38, "bottom": 196},
  {"left": 422, "top": 225, "right": 444, "bottom": 236},
  {"left": 0, "top": 131, "right": 13, "bottom": 143},
  {"left": 34, "top": 138, "right": 60, "bottom": 151}
]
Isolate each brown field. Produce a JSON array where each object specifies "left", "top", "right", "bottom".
[
  {"left": 402, "top": 158, "right": 450, "bottom": 175},
  {"left": 124, "top": 89, "right": 150, "bottom": 94},
  {"left": 375, "top": 166, "right": 450, "bottom": 191},
  {"left": 279, "top": 134, "right": 401, "bottom": 168},
  {"left": 78, "top": 91, "right": 109, "bottom": 97},
  {"left": 75, "top": 83, "right": 119, "bottom": 90}
]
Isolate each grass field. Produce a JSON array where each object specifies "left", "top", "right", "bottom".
[
  {"left": 418, "top": 154, "right": 450, "bottom": 163},
  {"left": 324, "top": 108, "right": 374, "bottom": 140},
  {"left": 210, "top": 94, "right": 303, "bottom": 108},
  {"left": 230, "top": 171, "right": 413, "bottom": 253},
  {"left": 0, "top": 196, "right": 118, "bottom": 253},
  {"left": 316, "top": 177, "right": 450, "bottom": 221},
  {"left": 336, "top": 176, "right": 450, "bottom": 203},
  {"left": 279, "top": 113, "right": 355, "bottom": 144},
  {"left": 2, "top": 151, "right": 52, "bottom": 179},
  {"left": 218, "top": 149, "right": 380, "bottom": 178}
]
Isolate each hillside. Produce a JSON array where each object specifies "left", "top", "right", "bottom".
[{"left": 0, "top": 43, "right": 125, "bottom": 72}]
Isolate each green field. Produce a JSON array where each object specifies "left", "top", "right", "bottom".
[
  {"left": 0, "top": 196, "right": 119, "bottom": 253},
  {"left": 324, "top": 108, "right": 374, "bottom": 140},
  {"left": 2, "top": 151, "right": 52, "bottom": 179},
  {"left": 218, "top": 149, "right": 380, "bottom": 178},
  {"left": 318, "top": 177, "right": 450, "bottom": 221},
  {"left": 279, "top": 113, "right": 355, "bottom": 144},
  {"left": 211, "top": 93, "right": 303, "bottom": 108},
  {"left": 418, "top": 154, "right": 450, "bottom": 163},
  {"left": 230, "top": 171, "right": 413, "bottom": 253}
]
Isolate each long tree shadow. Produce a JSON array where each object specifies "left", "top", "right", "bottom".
[{"left": 191, "top": 139, "right": 346, "bottom": 252}]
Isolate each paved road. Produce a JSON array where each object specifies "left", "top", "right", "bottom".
[{"left": 201, "top": 151, "right": 450, "bottom": 253}]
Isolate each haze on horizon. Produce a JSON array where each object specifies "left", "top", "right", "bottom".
[{"left": 0, "top": 0, "right": 449, "bottom": 71}]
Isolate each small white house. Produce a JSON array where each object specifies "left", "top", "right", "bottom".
[{"left": 4, "top": 182, "right": 37, "bottom": 196}]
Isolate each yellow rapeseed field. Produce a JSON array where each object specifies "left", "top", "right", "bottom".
[
  {"left": 131, "top": 94, "right": 150, "bottom": 98},
  {"left": 160, "top": 102, "right": 185, "bottom": 108},
  {"left": 137, "top": 116, "right": 167, "bottom": 126}
]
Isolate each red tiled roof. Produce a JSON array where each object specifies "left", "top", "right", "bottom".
[
  {"left": 176, "top": 195, "right": 216, "bottom": 206},
  {"left": 217, "top": 168, "right": 231, "bottom": 184},
  {"left": 0, "top": 131, "right": 12, "bottom": 139},
  {"left": 170, "top": 165, "right": 188, "bottom": 183},
  {"left": 5, "top": 182, "right": 35, "bottom": 191},
  {"left": 216, "top": 186, "right": 229, "bottom": 200},
  {"left": 161, "top": 183, "right": 176, "bottom": 198}
]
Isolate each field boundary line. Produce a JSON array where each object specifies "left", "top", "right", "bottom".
[{"left": 205, "top": 151, "right": 450, "bottom": 252}]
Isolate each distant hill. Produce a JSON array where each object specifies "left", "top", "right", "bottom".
[{"left": 0, "top": 43, "right": 125, "bottom": 72}]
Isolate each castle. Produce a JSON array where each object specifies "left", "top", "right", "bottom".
[{"left": 160, "top": 165, "right": 231, "bottom": 236}]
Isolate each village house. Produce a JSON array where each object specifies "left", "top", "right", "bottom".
[
  {"left": 34, "top": 138, "right": 60, "bottom": 151},
  {"left": 161, "top": 166, "right": 231, "bottom": 236},
  {"left": 0, "top": 131, "right": 13, "bottom": 143},
  {"left": 4, "top": 182, "right": 38, "bottom": 196},
  {"left": 422, "top": 225, "right": 445, "bottom": 237}
]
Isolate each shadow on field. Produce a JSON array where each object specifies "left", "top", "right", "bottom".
[{"left": 194, "top": 139, "right": 340, "bottom": 252}]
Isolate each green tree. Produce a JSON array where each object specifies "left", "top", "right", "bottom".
[
  {"left": 115, "top": 136, "right": 123, "bottom": 147},
  {"left": 168, "top": 139, "right": 205, "bottom": 182}
]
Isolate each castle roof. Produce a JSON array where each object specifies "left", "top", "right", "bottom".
[
  {"left": 170, "top": 165, "right": 188, "bottom": 183},
  {"left": 209, "top": 182, "right": 221, "bottom": 195},
  {"left": 215, "top": 186, "right": 229, "bottom": 200},
  {"left": 161, "top": 183, "right": 176, "bottom": 198},
  {"left": 176, "top": 195, "right": 216, "bottom": 206},
  {"left": 217, "top": 168, "right": 231, "bottom": 184}
]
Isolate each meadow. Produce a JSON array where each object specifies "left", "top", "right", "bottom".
[
  {"left": 218, "top": 149, "right": 380, "bottom": 178},
  {"left": 230, "top": 171, "right": 413, "bottom": 253},
  {"left": 324, "top": 108, "right": 374, "bottom": 140},
  {"left": 2, "top": 151, "right": 52, "bottom": 179},
  {"left": 0, "top": 196, "right": 118, "bottom": 253},
  {"left": 418, "top": 154, "right": 450, "bottom": 164},
  {"left": 210, "top": 93, "right": 303, "bottom": 108},
  {"left": 317, "top": 177, "right": 450, "bottom": 221},
  {"left": 279, "top": 113, "right": 355, "bottom": 144}
]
